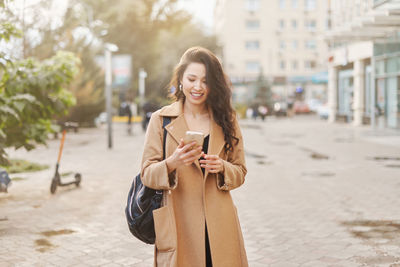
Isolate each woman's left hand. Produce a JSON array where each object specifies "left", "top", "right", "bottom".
[{"left": 199, "top": 153, "right": 224, "bottom": 173}]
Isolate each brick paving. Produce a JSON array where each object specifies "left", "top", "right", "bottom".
[{"left": 1, "top": 115, "right": 400, "bottom": 266}]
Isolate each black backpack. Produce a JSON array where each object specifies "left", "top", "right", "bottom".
[{"left": 125, "top": 117, "right": 171, "bottom": 244}]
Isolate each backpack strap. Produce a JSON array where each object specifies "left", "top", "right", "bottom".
[
  {"left": 162, "top": 117, "right": 171, "bottom": 160},
  {"left": 159, "top": 117, "right": 172, "bottom": 202}
]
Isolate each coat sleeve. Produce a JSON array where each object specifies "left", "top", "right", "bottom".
[
  {"left": 140, "top": 111, "right": 177, "bottom": 190},
  {"left": 216, "top": 117, "right": 247, "bottom": 191}
]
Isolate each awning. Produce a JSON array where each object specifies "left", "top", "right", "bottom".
[{"left": 325, "top": 0, "right": 400, "bottom": 41}]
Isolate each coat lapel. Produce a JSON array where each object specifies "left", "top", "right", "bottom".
[
  {"left": 160, "top": 101, "right": 203, "bottom": 172},
  {"left": 159, "top": 101, "right": 226, "bottom": 178},
  {"left": 204, "top": 111, "right": 226, "bottom": 179}
]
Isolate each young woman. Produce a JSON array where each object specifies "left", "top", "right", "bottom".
[{"left": 140, "top": 47, "right": 248, "bottom": 267}]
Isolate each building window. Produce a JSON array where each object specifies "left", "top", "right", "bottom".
[
  {"left": 280, "top": 60, "right": 286, "bottom": 70},
  {"left": 246, "top": 0, "right": 260, "bottom": 11},
  {"left": 326, "top": 18, "right": 331, "bottom": 30},
  {"left": 246, "top": 40, "right": 260, "bottom": 50},
  {"left": 305, "top": 19, "right": 317, "bottom": 31},
  {"left": 292, "top": 60, "right": 298, "bottom": 70},
  {"left": 246, "top": 20, "right": 260, "bottom": 30},
  {"left": 305, "top": 60, "right": 316, "bottom": 69},
  {"left": 279, "top": 0, "right": 285, "bottom": 9},
  {"left": 291, "top": 0, "right": 298, "bottom": 8},
  {"left": 246, "top": 61, "right": 261, "bottom": 72},
  {"left": 280, "top": 40, "right": 286, "bottom": 50},
  {"left": 305, "top": 40, "right": 316, "bottom": 50},
  {"left": 292, "top": 40, "right": 298, "bottom": 50},
  {"left": 291, "top": 19, "right": 297, "bottom": 29},
  {"left": 279, "top": 19, "right": 285, "bottom": 29},
  {"left": 304, "top": 0, "right": 316, "bottom": 10}
]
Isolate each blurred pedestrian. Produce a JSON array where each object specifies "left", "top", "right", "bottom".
[
  {"left": 252, "top": 106, "right": 258, "bottom": 120},
  {"left": 121, "top": 100, "right": 133, "bottom": 134},
  {"left": 141, "top": 101, "right": 158, "bottom": 132},
  {"left": 258, "top": 105, "right": 268, "bottom": 121},
  {"left": 246, "top": 107, "right": 253, "bottom": 119},
  {"left": 0, "top": 168, "right": 11, "bottom": 193},
  {"left": 139, "top": 47, "right": 248, "bottom": 266},
  {"left": 287, "top": 98, "right": 294, "bottom": 117}
]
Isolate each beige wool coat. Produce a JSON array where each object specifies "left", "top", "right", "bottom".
[{"left": 140, "top": 101, "right": 248, "bottom": 267}]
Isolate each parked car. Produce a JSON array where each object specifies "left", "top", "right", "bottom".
[
  {"left": 293, "top": 101, "right": 310, "bottom": 114},
  {"left": 273, "top": 102, "right": 287, "bottom": 116},
  {"left": 306, "top": 99, "right": 323, "bottom": 113},
  {"left": 94, "top": 112, "right": 107, "bottom": 126},
  {"left": 317, "top": 103, "right": 330, "bottom": 119}
]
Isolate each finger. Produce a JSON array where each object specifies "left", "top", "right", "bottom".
[
  {"left": 180, "top": 146, "right": 202, "bottom": 160},
  {"left": 181, "top": 143, "right": 195, "bottom": 153},
  {"left": 199, "top": 160, "right": 218, "bottom": 164},
  {"left": 204, "top": 154, "right": 219, "bottom": 160},
  {"left": 201, "top": 165, "right": 221, "bottom": 170},
  {"left": 178, "top": 139, "right": 185, "bottom": 148}
]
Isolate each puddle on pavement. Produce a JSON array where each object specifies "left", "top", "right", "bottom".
[
  {"left": 245, "top": 151, "right": 267, "bottom": 159},
  {"left": 282, "top": 133, "right": 304, "bottom": 138},
  {"left": 35, "top": 238, "right": 55, "bottom": 253},
  {"left": 40, "top": 229, "right": 76, "bottom": 237},
  {"left": 256, "top": 160, "right": 273, "bottom": 165},
  {"left": 367, "top": 156, "right": 400, "bottom": 169},
  {"left": 311, "top": 152, "right": 329, "bottom": 160},
  {"left": 334, "top": 137, "right": 354, "bottom": 143},
  {"left": 78, "top": 140, "right": 90, "bottom": 146},
  {"left": 369, "top": 156, "right": 400, "bottom": 161},
  {"left": 300, "top": 147, "right": 330, "bottom": 160},
  {"left": 355, "top": 255, "right": 400, "bottom": 266},
  {"left": 385, "top": 164, "right": 400, "bottom": 168},
  {"left": 341, "top": 220, "right": 400, "bottom": 241},
  {"left": 302, "top": 171, "right": 335, "bottom": 178},
  {"left": 270, "top": 140, "right": 295, "bottom": 146},
  {"left": 341, "top": 220, "right": 400, "bottom": 265},
  {"left": 240, "top": 124, "right": 262, "bottom": 130},
  {"left": 34, "top": 229, "right": 75, "bottom": 253}
]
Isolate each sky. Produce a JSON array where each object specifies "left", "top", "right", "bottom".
[
  {"left": 177, "top": 0, "right": 216, "bottom": 32},
  {"left": 9, "top": 0, "right": 216, "bottom": 31}
]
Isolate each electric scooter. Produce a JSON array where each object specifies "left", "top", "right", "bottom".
[{"left": 50, "top": 128, "right": 81, "bottom": 194}]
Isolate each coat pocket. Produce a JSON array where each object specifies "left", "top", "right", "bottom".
[{"left": 153, "top": 205, "right": 177, "bottom": 252}]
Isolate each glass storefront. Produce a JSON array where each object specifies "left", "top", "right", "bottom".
[
  {"left": 365, "top": 65, "right": 372, "bottom": 117},
  {"left": 373, "top": 41, "right": 400, "bottom": 129},
  {"left": 338, "top": 69, "right": 354, "bottom": 121}
]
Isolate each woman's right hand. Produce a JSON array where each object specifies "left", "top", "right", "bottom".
[{"left": 166, "top": 139, "right": 203, "bottom": 173}]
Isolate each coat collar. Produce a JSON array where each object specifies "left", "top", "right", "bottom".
[{"left": 161, "top": 101, "right": 226, "bottom": 175}]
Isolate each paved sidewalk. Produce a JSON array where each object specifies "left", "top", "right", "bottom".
[{"left": 1, "top": 115, "right": 400, "bottom": 266}]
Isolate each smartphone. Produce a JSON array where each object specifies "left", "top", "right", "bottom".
[{"left": 183, "top": 131, "right": 205, "bottom": 148}]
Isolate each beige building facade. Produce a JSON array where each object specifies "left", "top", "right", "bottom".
[
  {"left": 214, "top": 0, "right": 330, "bottom": 105},
  {"left": 326, "top": 0, "right": 400, "bottom": 129}
]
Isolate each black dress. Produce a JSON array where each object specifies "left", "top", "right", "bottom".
[{"left": 201, "top": 135, "right": 212, "bottom": 267}]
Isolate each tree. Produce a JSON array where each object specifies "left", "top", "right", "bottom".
[
  {"left": 253, "top": 71, "right": 273, "bottom": 110},
  {"left": 13, "top": 1, "right": 106, "bottom": 126},
  {"left": 0, "top": 10, "right": 79, "bottom": 165},
  {"left": 85, "top": 0, "right": 219, "bottom": 105}
]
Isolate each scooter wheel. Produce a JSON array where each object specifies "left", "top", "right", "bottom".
[
  {"left": 50, "top": 178, "right": 57, "bottom": 194},
  {"left": 74, "top": 173, "right": 81, "bottom": 187}
]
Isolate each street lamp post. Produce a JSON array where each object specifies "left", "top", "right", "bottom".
[
  {"left": 104, "top": 43, "right": 118, "bottom": 149},
  {"left": 138, "top": 68, "right": 147, "bottom": 114}
]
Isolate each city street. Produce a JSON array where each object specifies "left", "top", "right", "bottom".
[{"left": 1, "top": 115, "right": 400, "bottom": 266}]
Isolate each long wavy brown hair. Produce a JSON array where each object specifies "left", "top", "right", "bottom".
[{"left": 169, "top": 46, "right": 238, "bottom": 152}]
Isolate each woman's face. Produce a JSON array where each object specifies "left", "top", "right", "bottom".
[{"left": 180, "top": 62, "right": 209, "bottom": 108}]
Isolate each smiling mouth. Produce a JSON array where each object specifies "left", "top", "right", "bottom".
[{"left": 191, "top": 92, "right": 204, "bottom": 97}]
